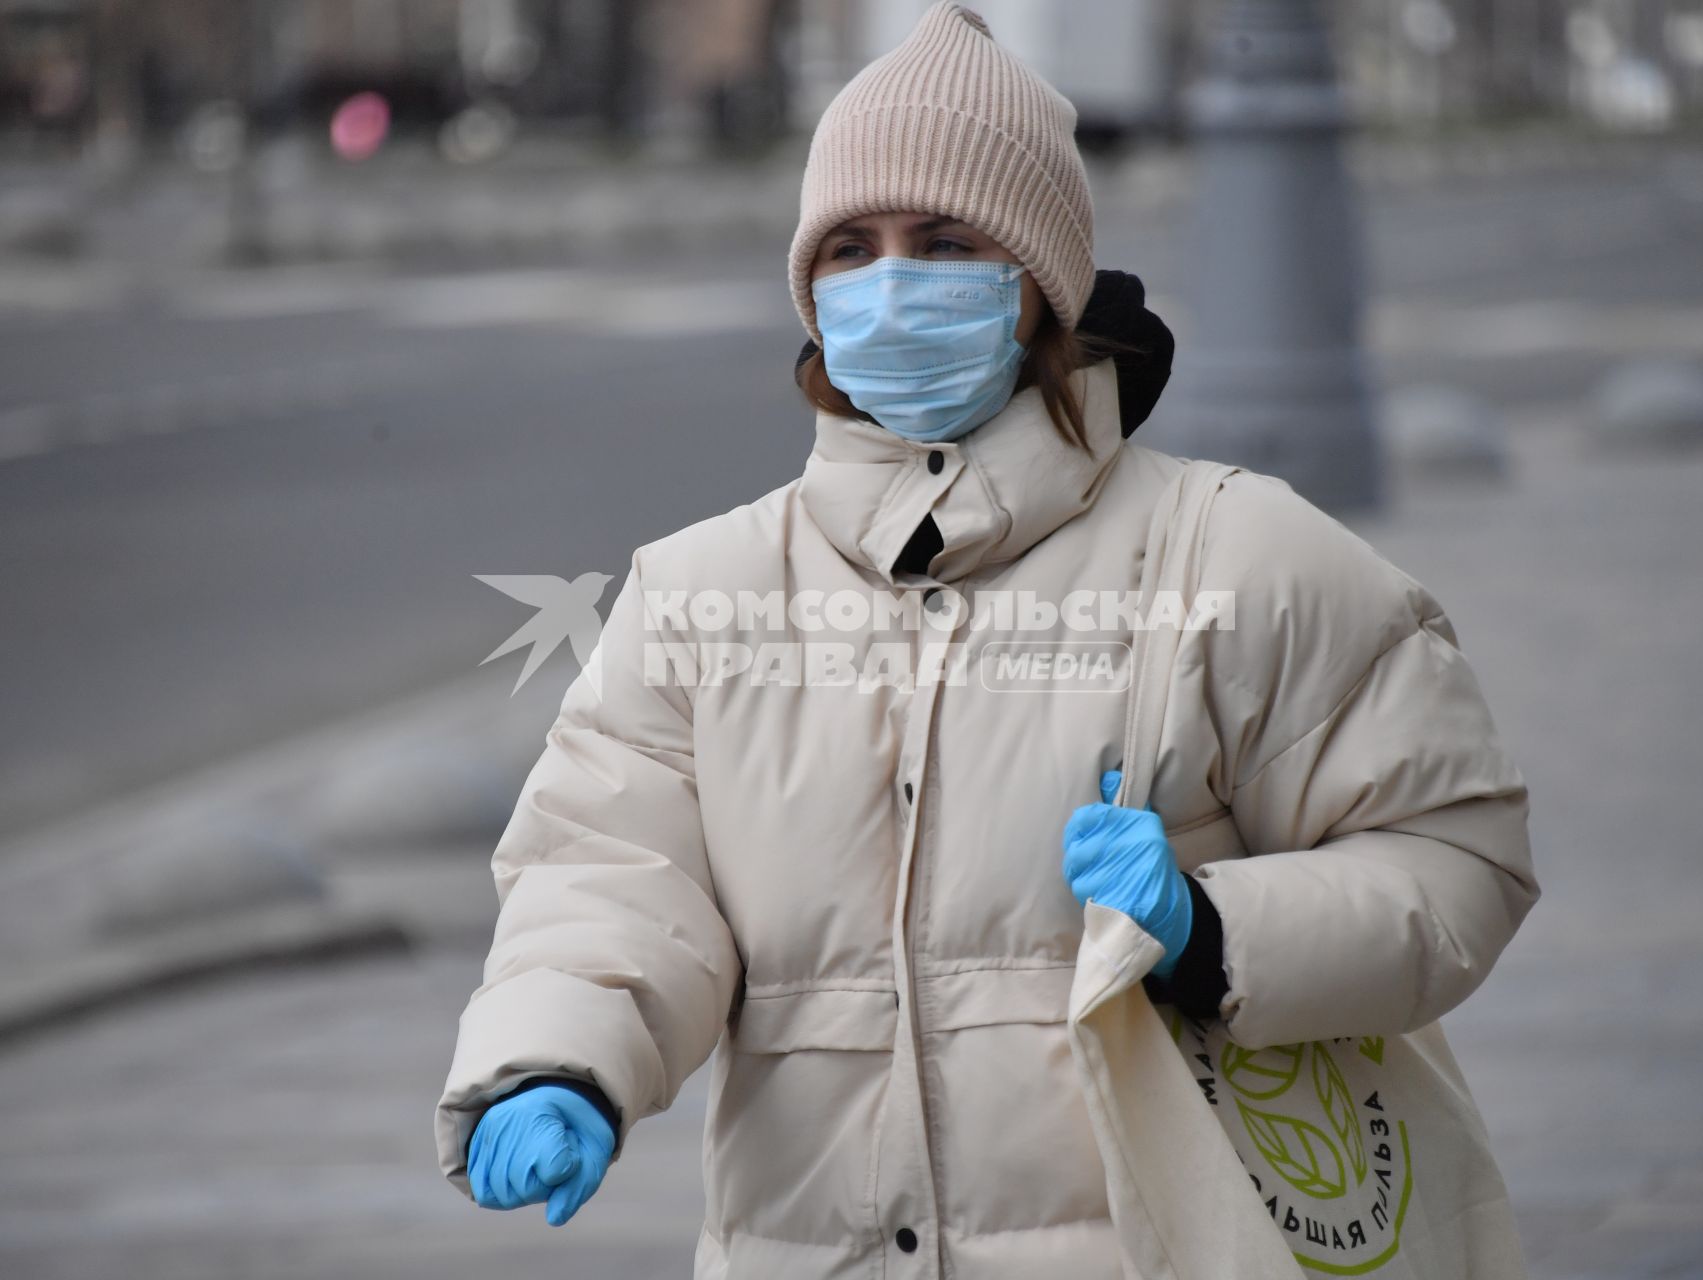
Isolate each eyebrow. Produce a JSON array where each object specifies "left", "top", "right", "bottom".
[{"left": 828, "top": 216, "right": 971, "bottom": 240}]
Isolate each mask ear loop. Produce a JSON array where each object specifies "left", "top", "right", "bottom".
[{"left": 1001, "top": 265, "right": 1026, "bottom": 350}]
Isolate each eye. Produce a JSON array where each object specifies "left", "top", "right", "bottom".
[
  {"left": 927, "top": 237, "right": 973, "bottom": 254},
  {"left": 830, "top": 242, "right": 870, "bottom": 260}
]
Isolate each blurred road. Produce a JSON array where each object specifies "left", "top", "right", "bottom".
[
  {"left": 0, "top": 256, "right": 807, "bottom": 840},
  {"left": 3, "top": 144, "right": 1702, "bottom": 840}
]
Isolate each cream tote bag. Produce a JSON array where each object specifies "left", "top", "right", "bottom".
[{"left": 1065, "top": 460, "right": 1529, "bottom": 1280}]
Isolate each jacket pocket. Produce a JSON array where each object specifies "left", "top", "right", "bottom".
[
  {"left": 729, "top": 985, "right": 899, "bottom": 1054},
  {"left": 914, "top": 964, "right": 1077, "bottom": 1032},
  {"left": 917, "top": 967, "right": 1115, "bottom": 1238},
  {"left": 707, "top": 985, "right": 893, "bottom": 1255}
]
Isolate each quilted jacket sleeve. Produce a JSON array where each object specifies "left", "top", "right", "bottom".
[
  {"left": 1190, "top": 473, "right": 1539, "bottom": 1050},
  {"left": 434, "top": 548, "right": 743, "bottom": 1197}
]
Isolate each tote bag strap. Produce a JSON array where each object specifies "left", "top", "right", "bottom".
[
  {"left": 1069, "top": 456, "right": 1306, "bottom": 1280},
  {"left": 1114, "top": 458, "right": 1242, "bottom": 811}
]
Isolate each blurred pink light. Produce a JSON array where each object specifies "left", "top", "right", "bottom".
[{"left": 330, "top": 92, "right": 391, "bottom": 162}]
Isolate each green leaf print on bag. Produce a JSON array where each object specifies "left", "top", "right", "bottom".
[
  {"left": 1222, "top": 1042, "right": 1304, "bottom": 1100},
  {"left": 1312, "top": 1043, "right": 1367, "bottom": 1187},
  {"left": 1234, "top": 1099, "right": 1349, "bottom": 1200},
  {"left": 1190, "top": 1024, "right": 1417, "bottom": 1272}
]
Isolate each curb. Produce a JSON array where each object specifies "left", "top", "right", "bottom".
[
  {"left": 1346, "top": 126, "right": 1683, "bottom": 189},
  {"left": 0, "top": 664, "right": 564, "bottom": 1044},
  {"left": 0, "top": 902, "right": 412, "bottom": 1045}
]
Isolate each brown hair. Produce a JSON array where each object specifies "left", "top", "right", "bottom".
[{"left": 796, "top": 311, "right": 1147, "bottom": 450}]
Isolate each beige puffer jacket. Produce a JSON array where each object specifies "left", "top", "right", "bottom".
[{"left": 435, "top": 358, "right": 1538, "bottom": 1277}]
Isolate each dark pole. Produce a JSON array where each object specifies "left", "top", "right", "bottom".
[
  {"left": 90, "top": 0, "right": 142, "bottom": 174},
  {"left": 1166, "top": 0, "right": 1382, "bottom": 513},
  {"left": 221, "top": 0, "right": 269, "bottom": 263},
  {"left": 598, "top": 0, "right": 642, "bottom": 143}
]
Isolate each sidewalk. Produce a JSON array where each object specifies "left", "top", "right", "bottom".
[{"left": 0, "top": 406, "right": 1698, "bottom": 1277}]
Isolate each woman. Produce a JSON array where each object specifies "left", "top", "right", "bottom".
[{"left": 435, "top": 5, "right": 1539, "bottom": 1276}]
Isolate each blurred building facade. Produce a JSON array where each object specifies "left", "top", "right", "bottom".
[
  {"left": 2, "top": 0, "right": 1700, "bottom": 159},
  {"left": 1331, "top": 0, "right": 1703, "bottom": 130},
  {"left": 0, "top": 0, "right": 793, "bottom": 152}
]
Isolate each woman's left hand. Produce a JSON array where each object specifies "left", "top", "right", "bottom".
[{"left": 1061, "top": 769, "right": 1194, "bottom": 979}]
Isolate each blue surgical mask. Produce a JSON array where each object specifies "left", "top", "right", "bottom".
[{"left": 811, "top": 256, "right": 1028, "bottom": 444}]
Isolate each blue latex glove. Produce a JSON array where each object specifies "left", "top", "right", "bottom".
[
  {"left": 468, "top": 1083, "right": 616, "bottom": 1227},
  {"left": 1061, "top": 769, "right": 1194, "bottom": 980}
]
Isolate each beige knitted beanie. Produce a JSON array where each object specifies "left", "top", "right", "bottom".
[{"left": 788, "top": 2, "right": 1095, "bottom": 345}]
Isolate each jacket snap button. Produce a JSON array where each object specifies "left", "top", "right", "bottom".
[
  {"left": 903, "top": 781, "right": 913, "bottom": 803},
  {"left": 895, "top": 1226, "right": 918, "bottom": 1253},
  {"left": 926, "top": 450, "right": 944, "bottom": 474}
]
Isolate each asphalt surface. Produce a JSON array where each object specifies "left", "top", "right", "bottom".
[{"left": 0, "top": 264, "right": 809, "bottom": 839}]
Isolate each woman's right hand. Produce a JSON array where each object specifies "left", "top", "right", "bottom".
[{"left": 468, "top": 1083, "right": 616, "bottom": 1227}]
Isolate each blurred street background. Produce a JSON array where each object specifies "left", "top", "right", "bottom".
[{"left": 2, "top": 1, "right": 1702, "bottom": 1277}]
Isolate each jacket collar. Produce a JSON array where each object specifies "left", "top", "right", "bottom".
[{"left": 799, "top": 358, "right": 1125, "bottom": 586}]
